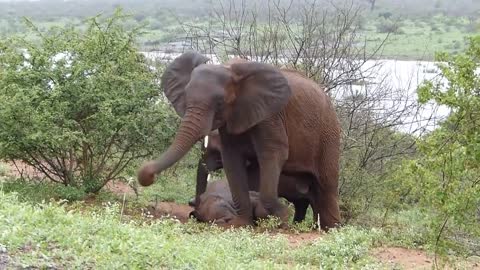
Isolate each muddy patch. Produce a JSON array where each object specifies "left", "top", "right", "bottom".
[
  {"left": 104, "top": 181, "right": 136, "bottom": 196},
  {"left": 278, "top": 232, "right": 323, "bottom": 247},
  {"left": 373, "top": 247, "right": 433, "bottom": 269},
  {"left": 373, "top": 247, "right": 480, "bottom": 269},
  {"left": 146, "top": 201, "right": 194, "bottom": 223}
]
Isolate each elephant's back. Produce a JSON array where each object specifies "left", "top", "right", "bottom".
[{"left": 280, "top": 70, "right": 340, "bottom": 174}]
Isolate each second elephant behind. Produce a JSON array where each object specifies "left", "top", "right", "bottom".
[{"left": 192, "top": 130, "right": 314, "bottom": 223}]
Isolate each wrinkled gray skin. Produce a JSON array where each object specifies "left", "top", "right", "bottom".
[
  {"left": 189, "top": 179, "right": 248, "bottom": 225},
  {"left": 190, "top": 178, "right": 312, "bottom": 225},
  {"left": 138, "top": 52, "right": 341, "bottom": 230},
  {"left": 190, "top": 130, "right": 312, "bottom": 223}
]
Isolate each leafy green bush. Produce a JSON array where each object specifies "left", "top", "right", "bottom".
[
  {"left": 397, "top": 35, "right": 480, "bottom": 255},
  {"left": 0, "top": 10, "right": 178, "bottom": 193}
]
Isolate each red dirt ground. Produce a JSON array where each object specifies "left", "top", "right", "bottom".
[
  {"left": 279, "top": 232, "right": 323, "bottom": 247},
  {"left": 2, "top": 161, "right": 45, "bottom": 179},
  {"left": 373, "top": 247, "right": 480, "bottom": 269},
  {"left": 105, "top": 181, "right": 136, "bottom": 196},
  {"left": 373, "top": 247, "right": 434, "bottom": 269},
  {"left": 146, "top": 201, "right": 194, "bottom": 223},
  {"left": 3, "top": 161, "right": 137, "bottom": 195}
]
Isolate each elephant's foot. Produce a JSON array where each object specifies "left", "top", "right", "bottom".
[
  {"left": 254, "top": 200, "right": 289, "bottom": 224},
  {"left": 311, "top": 211, "right": 343, "bottom": 232},
  {"left": 313, "top": 221, "right": 342, "bottom": 232}
]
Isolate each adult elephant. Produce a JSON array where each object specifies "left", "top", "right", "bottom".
[{"left": 138, "top": 52, "right": 341, "bottom": 230}]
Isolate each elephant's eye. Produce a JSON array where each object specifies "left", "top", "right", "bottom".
[{"left": 222, "top": 217, "right": 232, "bottom": 223}]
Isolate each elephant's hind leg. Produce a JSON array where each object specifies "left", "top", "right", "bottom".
[
  {"left": 312, "top": 145, "right": 341, "bottom": 231},
  {"left": 311, "top": 187, "right": 341, "bottom": 230}
]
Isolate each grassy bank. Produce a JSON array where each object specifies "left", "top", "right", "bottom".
[
  {"left": 363, "top": 15, "right": 476, "bottom": 60},
  {"left": 0, "top": 189, "right": 383, "bottom": 269},
  {"left": 1, "top": 159, "right": 479, "bottom": 269}
]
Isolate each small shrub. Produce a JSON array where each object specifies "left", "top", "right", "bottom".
[
  {"left": 376, "top": 19, "right": 403, "bottom": 34},
  {"left": 290, "top": 219, "right": 315, "bottom": 233},
  {"left": 378, "top": 12, "right": 393, "bottom": 19},
  {"left": 400, "top": 36, "right": 480, "bottom": 255},
  {"left": 256, "top": 216, "right": 283, "bottom": 231}
]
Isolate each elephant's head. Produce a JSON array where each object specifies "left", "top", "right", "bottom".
[
  {"left": 189, "top": 179, "right": 235, "bottom": 224},
  {"left": 138, "top": 52, "right": 292, "bottom": 186},
  {"left": 189, "top": 180, "right": 263, "bottom": 226},
  {"left": 189, "top": 193, "right": 237, "bottom": 225}
]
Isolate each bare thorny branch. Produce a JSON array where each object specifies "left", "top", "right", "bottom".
[{"left": 180, "top": 0, "right": 390, "bottom": 92}]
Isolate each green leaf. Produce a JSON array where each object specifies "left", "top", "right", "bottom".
[{"left": 417, "top": 80, "right": 434, "bottom": 104}]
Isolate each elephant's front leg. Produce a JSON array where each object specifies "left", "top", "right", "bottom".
[
  {"left": 191, "top": 154, "right": 209, "bottom": 207},
  {"left": 219, "top": 128, "right": 253, "bottom": 227},
  {"left": 251, "top": 115, "right": 289, "bottom": 222}
]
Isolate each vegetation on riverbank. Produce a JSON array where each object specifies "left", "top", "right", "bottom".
[{"left": 1, "top": 0, "right": 478, "bottom": 60}]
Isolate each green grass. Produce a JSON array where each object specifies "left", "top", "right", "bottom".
[
  {"left": 352, "top": 207, "right": 431, "bottom": 249},
  {"left": 0, "top": 163, "right": 9, "bottom": 179},
  {"left": 1, "top": 168, "right": 477, "bottom": 268},
  {"left": 0, "top": 156, "right": 476, "bottom": 268},
  {"left": 0, "top": 190, "right": 383, "bottom": 269},
  {"left": 363, "top": 15, "right": 476, "bottom": 60},
  {"left": 0, "top": 180, "right": 88, "bottom": 202}
]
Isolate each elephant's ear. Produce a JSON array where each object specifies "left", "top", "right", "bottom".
[
  {"left": 225, "top": 62, "right": 291, "bottom": 134},
  {"left": 161, "top": 52, "right": 209, "bottom": 117}
]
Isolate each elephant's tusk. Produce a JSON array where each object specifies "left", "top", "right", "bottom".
[
  {"left": 204, "top": 135, "right": 209, "bottom": 148},
  {"left": 207, "top": 173, "right": 212, "bottom": 182}
]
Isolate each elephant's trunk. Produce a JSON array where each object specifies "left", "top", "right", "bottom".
[{"left": 138, "top": 107, "right": 213, "bottom": 186}]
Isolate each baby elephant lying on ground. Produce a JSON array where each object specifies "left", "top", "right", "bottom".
[
  {"left": 189, "top": 180, "right": 261, "bottom": 225},
  {"left": 190, "top": 176, "right": 313, "bottom": 225}
]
